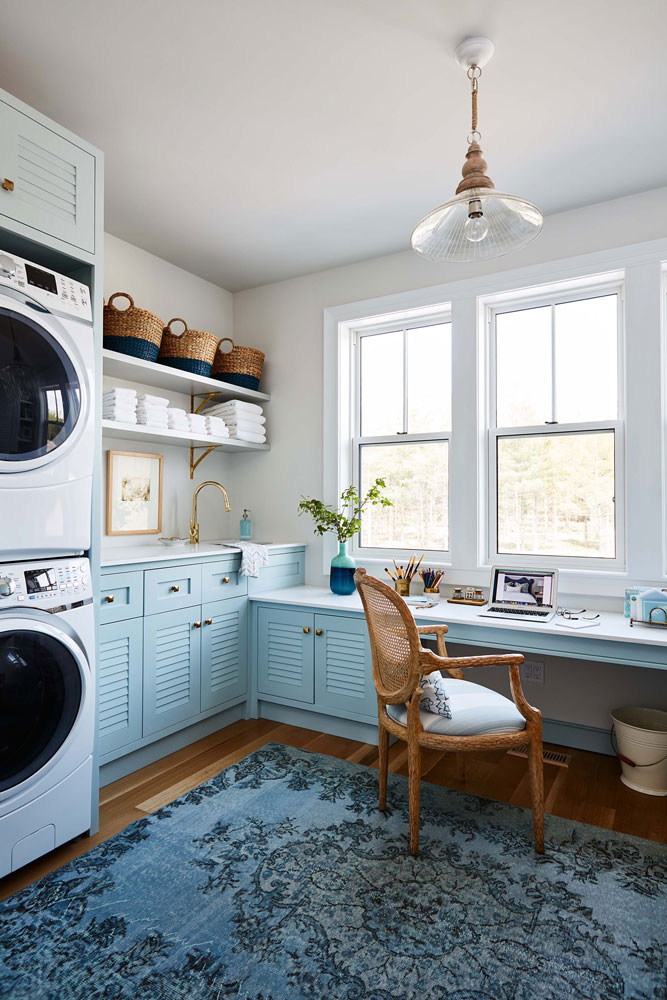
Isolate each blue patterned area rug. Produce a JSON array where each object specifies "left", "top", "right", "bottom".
[{"left": 1, "top": 743, "right": 665, "bottom": 1000}]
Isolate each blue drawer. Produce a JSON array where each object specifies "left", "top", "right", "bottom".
[
  {"left": 144, "top": 564, "right": 202, "bottom": 616},
  {"left": 201, "top": 559, "right": 248, "bottom": 603},
  {"left": 99, "top": 571, "right": 144, "bottom": 623}
]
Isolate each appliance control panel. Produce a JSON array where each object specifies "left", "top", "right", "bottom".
[
  {"left": 0, "top": 250, "right": 92, "bottom": 321},
  {"left": 0, "top": 557, "right": 92, "bottom": 609}
]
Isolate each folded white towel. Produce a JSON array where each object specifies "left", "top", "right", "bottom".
[
  {"left": 103, "top": 405, "right": 137, "bottom": 418},
  {"left": 137, "top": 414, "right": 169, "bottom": 427},
  {"left": 168, "top": 419, "right": 190, "bottom": 429},
  {"left": 104, "top": 385, "right": 137, "bottom": 396},
  {"left": 103, "top": 392, "right": 136, "bottom": 403},
  {"left": 220, "top": 541, "right": 269, "bottom": 578},
  {"left": 228, "top": 429, "right": 266, "bottom": 444},
  {"left": 104, "top": 413, "right": 137, "bottom": 425},
  {"left": 205, "top": 416, "right": 228, "bottom": 437},
  {"left": 137, "top": 393, "right": 169, "bottom": 408},
  {"left": 205, "top": 400, "right": 264, "bottom": 417},
  {"left": 166, "top": 407, "right": 188, "bottom": 419},
  {"left": 137, "top": 406, "right": 169, "bottom": 418},
  {"left": 215, "top": 412, "right": 265, "bottom": 427},
  {"left": 224, "top": 418, "right": 267, "bottom": 434}
]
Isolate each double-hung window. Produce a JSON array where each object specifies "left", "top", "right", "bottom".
[
  {"left": 352, "top": 311, "right": 451, "bottom": 557},
  {"left": 487, "top": 283, "right": 624, "bottom": 568}
]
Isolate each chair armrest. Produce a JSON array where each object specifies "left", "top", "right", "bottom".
[
  {"left": 420, "top": 649, "right": 524, "bottom": 671},
  {"left": 416, "top": 624, "right": 449, "bottom": 660}
]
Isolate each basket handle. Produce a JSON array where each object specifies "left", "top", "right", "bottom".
[
  {"left": 165, "top": 317, "right": 189, "bottom": 337},
  {"left": 216, "top": 337, "right": 235, "bottom": 354},
  {"left": 108, "top": 292, "right": 135, "bottom": 311}
]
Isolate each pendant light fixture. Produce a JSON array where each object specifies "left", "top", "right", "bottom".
[{"left": 411, "top": 36, "right": 543, "bottom": 262}]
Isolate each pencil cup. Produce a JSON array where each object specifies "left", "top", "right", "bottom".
[
  {"left": 424, "top": 587, "right": 440, "bottom": 603},
  {"left": 395, "top": 580, "right": 410, "bottom": 597}
]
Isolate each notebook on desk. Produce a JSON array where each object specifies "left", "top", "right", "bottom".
[{"left": 479, "top": 567, "right": 558, "bottom": 623}]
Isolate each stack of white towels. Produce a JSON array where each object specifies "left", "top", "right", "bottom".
[
  {"left": 136, "top": 394, "right": 169, "bottom": 429},
  {"left": 166, "top": 407, "right": 190, "bottom": 432},
  {"left": 103, "top": 387, "right": 137, "bottom": 424},
  {"left": 203, "top": 400, "right": 266, "bottom": 443}
]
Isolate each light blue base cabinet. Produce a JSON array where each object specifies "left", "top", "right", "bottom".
[
  {"left": 98, "top": 546, "right": 304, "bottom": 773},
  {"left": 255, "top": 605, "right": 376, "bottom": 724}
]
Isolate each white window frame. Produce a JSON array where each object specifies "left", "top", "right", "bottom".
[
  {"left": 348, "top": 305, "right": 452, "bottom": 564},
  {"left": 485, "top": 280, "right": 626, "bottom": 572}
]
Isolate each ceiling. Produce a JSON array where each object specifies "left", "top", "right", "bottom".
[{"left": 2, "top": 0, "right": 666, "bottom": 291}]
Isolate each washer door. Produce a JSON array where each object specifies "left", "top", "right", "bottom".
[
  {"left": 0, "top": 627, "right": 84, "bottom": 793},
  {"left": 0, "top": 301, "right": 84, "bottom": 472}
]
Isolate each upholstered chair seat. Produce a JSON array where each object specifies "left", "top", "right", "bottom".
[{"left": 387, "top": 678, "right": 527, "bottom": 737}]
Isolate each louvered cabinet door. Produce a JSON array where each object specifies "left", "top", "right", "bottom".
[
  {"left": 257, "top": 607, "right": 314, "bottom": 703},
  {"left": 314, "top": 614, "right": 375, "bottom": 718},
  {"left": 0, "top": 99, "right": 95, "bottom": 252},
  {"left": 200, "top": 597, "right": 248, "bottom": 712},
  {"left": 98, "top": 618, "right": 143, "bottom": 758},
  {"left": 143, "top": 606, "right": 201, "bottom": 737}
]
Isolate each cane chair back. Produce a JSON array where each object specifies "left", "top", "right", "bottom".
[{"left": 354, "top": 569, "right": 422, "bottom": 703}]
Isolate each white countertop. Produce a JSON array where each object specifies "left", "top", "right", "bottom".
[
  {"left": 248, "top": 585, "right": 667, "bottom": 650},
  {"left": 101, "top": 540, "right": 304, "bottom": 568}
]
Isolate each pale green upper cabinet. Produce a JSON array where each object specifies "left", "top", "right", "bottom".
[{"left": 0, "top": 98, "right": 96, "bottom": 253}]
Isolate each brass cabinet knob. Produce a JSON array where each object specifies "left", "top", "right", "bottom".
[
  {"left": 193, "top": 621, "right": 202, "bottom": 628},
  {"left": 2, "top": 179, "right": 14, "bottom": 192},
  {"left": 204, "top": 618, "right": 213, "bottom": 625},
  {"left": 105, "top": 595, "right": 115, "bottom": 604},
  {"left": 221, "top": 577, "right": 230, "bottom": 584},
  {"left": 315, "top": 629, "right": 323, "bottom": 636},
  {"left": 303, "top": 626, "right": 311, "bottom": 634},
  {"left": 171, "top": 584, "right": 180, "bottom": 592}
]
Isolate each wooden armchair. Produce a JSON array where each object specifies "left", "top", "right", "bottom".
[{"left": 355, "top": 569, "right": 544, "bottom": 856}]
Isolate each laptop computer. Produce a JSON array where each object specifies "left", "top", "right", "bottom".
[{"left": 478, "top": 567, "right": 558, "bottom": 623}]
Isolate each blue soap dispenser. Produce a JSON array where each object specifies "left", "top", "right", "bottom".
[{"left": 240, "top": 509, "right": 252, "bottom": 540}]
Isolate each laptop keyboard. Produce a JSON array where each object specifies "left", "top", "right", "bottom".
[{"left": 486, "top": 607, "right": 551, "bottom": 617}]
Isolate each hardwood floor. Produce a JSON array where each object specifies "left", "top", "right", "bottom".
[{"left": 2, "top": 718, "right": 665, "bottom": 902}]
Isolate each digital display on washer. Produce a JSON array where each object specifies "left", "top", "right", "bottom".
[
  {"left": 25, "top": 568, "right": 58, "bottom": 593},
  {"left": 25, "top": 263, "right": 58, "bottom": 295}
]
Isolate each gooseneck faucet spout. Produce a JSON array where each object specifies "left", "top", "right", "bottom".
[{"left": 190, "top": 481, "right": 231, "bottom": 544}]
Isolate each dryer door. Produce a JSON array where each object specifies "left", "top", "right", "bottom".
[
  {"left": 0, "top": 625, "right": 85, "bottom": 793},
  {"left": 0, "top": 299, "right": 86, "bottom": 473}
]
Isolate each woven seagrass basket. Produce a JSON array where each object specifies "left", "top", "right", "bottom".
[
  {"left": 103, "top": 293, "right": 164, "bottom": 362},
  {"left": 158, "top": 318, "right": 220, "bottom": 377},
  {"left": 212, "top": 338, "right": 265, "bottom": 391}
]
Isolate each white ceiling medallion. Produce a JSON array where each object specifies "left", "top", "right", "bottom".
[{"left": 411, "top": 36, "right": 543, "bottom": 262}]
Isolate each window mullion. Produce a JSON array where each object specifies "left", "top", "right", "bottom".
[
  {"left": 550, "top": 301, "right": 557, "bottom": 424},
  {"left": 402, "top": 329, "right": 408, "bottom": 434}
]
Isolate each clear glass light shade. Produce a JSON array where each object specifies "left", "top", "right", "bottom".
[{"left": 411, "top": 188, "right": 543, "bottom": 262}]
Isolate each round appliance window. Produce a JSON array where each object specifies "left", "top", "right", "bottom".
[
  {"left": 0, "top": 307, "right": 81, "bottom": 462},
  {"left": 0, "top": 629, "right": 83, "bottom": 792}
]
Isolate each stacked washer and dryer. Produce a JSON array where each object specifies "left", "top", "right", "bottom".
[{"left": 0, "top": 250, "right": 96, "bottom": 877}]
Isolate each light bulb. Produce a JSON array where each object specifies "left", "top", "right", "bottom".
[{"left": 464, "top": 212, "right": 489, "bottom": 243}]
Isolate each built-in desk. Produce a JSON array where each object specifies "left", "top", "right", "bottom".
[
  {"left": 249, "top": 586, "right": 666, "bottom": 754},
  {"left": 249, "top": 586, "right": 666, "bottom": 671}
]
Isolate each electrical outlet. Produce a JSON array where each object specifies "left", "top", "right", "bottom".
[{"left": 521, "top": 659, "right": 545, "bottom": 684}]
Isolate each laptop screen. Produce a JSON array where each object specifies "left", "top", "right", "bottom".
[{"left": 492, "top": 570, "right": 555, "bottom": 608}]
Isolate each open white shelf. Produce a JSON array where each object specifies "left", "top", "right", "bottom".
[
  {"left": 101, "top": 420, "right": 270, "bottom": 452},
  {"left": 102, "top": 349, "right": 271, "bottom": 404}
]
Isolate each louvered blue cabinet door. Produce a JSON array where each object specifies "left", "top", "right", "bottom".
[
  {"left": 98, "top": 619, "right": 143, "bottom": 757},
  {"left": 0, "top": 99, "right": 95, "bottom": 253},
  {"left": 201, "top": 597, "right": 248, "bottom": 711},
  {"left": 314, "top": 614, "right": 375, "bottom": 718},
  {"left": 143, "top": 606, "right": 201, "bottom": 736},
  {"left": 257, "top": 607, "right": 314, "bottom": 703}
]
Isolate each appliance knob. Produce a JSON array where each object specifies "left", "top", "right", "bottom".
[
  {"left": 0, "top": 253, "right": 17, "bottom": 278},
  {"left": 0, "top": 576, "right": 16, "bottom": 598}
]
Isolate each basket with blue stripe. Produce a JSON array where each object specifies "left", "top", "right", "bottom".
[
  {"left": 103, "top": 293, "right": 164, "bottom": 362},
  {"left": 212, "top": 337, "right": 264, "bottom": 391},
  {"left": 158, "top": 318, "right": 220, "bottom": 377}
]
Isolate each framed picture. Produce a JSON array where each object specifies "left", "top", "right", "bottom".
[{"left": 106, "top": 451, "right": 163, "bottom": 535}]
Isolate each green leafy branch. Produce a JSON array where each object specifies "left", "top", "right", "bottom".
[{"left": 298, "top": 479, "right": 393, "bottom": 543}]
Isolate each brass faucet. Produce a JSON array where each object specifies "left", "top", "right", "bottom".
[{"left": 190, "top": 481, "right": 231, "bottom": 544}]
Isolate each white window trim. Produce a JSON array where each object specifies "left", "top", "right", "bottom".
[
  {"left": 483, "top": 280, "right": 626, "bottom": 573},
  {"left": 350, "top": 309, "right": 452, "bottom": 563},
  {"left": 323, "top": 235, "right": 667, "bottom": 598}
]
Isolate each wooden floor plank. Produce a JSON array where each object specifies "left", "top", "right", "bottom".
[{"left": 2, "top": 717, "right": 664, "bottom": 902}]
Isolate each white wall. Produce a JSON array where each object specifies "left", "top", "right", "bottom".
[
  {"left": 102, "top": 234, "right": 243, "bottom": 551},
  {"left": 232, "top": 186, "right": 667, "bottom": 584}
]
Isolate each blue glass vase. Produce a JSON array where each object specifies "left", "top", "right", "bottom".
[{"left": 330, "top": 540, "right": 356, "bottom": 595}]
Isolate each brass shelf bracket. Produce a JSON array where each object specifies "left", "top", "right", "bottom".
[
  {"left": 188, "top": 392, "right": 220, "bottom": 478},
  {"left": 189, "top": 444, "right": 219, "bottom": 479}
]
